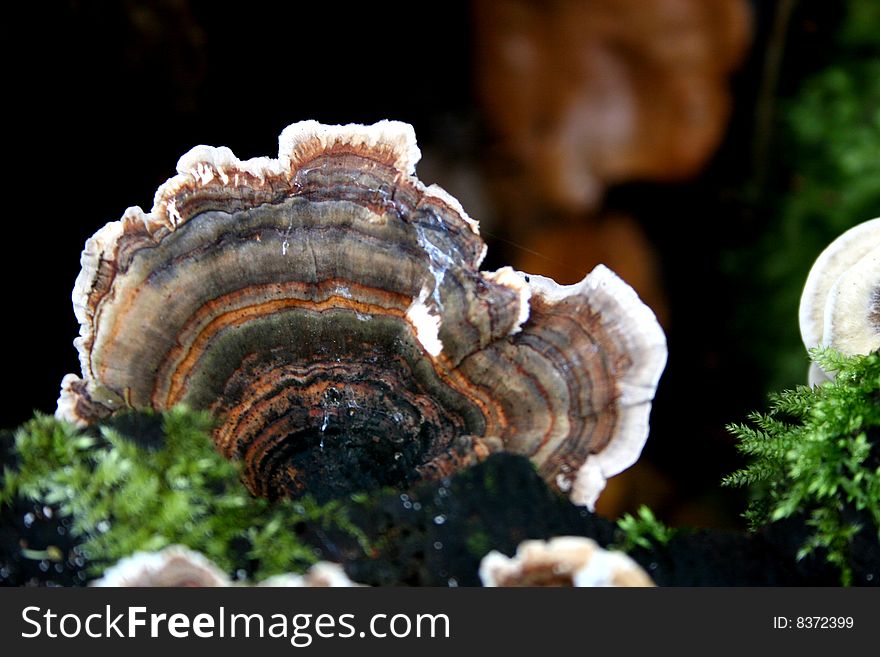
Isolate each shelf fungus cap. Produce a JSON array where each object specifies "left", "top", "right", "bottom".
[
  {"left": 258, "top": 562, "right": 364, "bottom": 587},
  {"left": 799, "top": 218, "right": 880, "bottom": 384},
  {"left": 479, "top": 536, "right": 655, "bottom": 587},
  {"left": 91, "top": 546, "right": 231, "bottom": 587},
  {"left": 57, "top": 120, "right": 666, "bottom": 507}
]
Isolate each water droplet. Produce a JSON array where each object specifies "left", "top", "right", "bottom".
[
  {"left": 281, "top": 239, "right": 289, "bottom": 255},
  {"left": 96, "top": 520, "right": 111, "bottom": 534},
  {"left": 433, "top": 541, "right": 443, "bottom": 550},
  {"left": 447, "top": 578, "right": 458, "bottom": 587},
  {"left": 54, "top": 563, "right": 64, "bottom": 574},
  {"left": 403, "top": 501, "right": 412, "bottom": 509},
  {"left": 649, "top": 562, "right": 658, "bottom": 571},
  {"left": 236, "top": 569, "right": 247, "bottom": 581},
  {"left": 42, "top": 506, "right": 53, "bottom": 519},
  {"left": 38, "top": 561, "right": 49, "bottom": 572},
  {"left": 400, "top": 494, "right": 409, "bottom": 502},
  {"left": 394, "top": 452, "right": 402, "bottom": 461},
  {"left": 412, "top": 502, "right": 421, "bottom": 511},
  {"left": 323, "top": 387, "right": 342, "bottom": 406},
  {"left": 23, "top": 513, "right": 34, "bottom": 528},
  {"left": 433, "top": 514, "right": 446, "bottom": 525},
  {"left": 867, "top": 573, "right": 874, "bottom": 582}
]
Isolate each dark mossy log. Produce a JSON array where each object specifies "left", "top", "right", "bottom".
[{"left": 309, "top": 455, "right": 874, "bottom": 587}]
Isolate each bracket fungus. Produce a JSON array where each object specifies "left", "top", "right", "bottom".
[
  {"left": 92, "top": 546, "right": 361, "bottom": 587},
  {"left": 799, "top": 218, "right": 880, "bottom": 385},
  {"left": 479, "top": 536, "right": 654, "bottom": 587},
  {"left": 57, "top": 120, "right": 666, "bottom": 508},
  {"left": 91, "top": 546, "right": 231, "bottom": 587},
  {"left": 258, "top": 562, "right": 363, "bottom": 588}
]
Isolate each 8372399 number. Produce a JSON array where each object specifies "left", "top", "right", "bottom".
[
  {"left": 798, "top": 616, "right": 853, "bottom": 629},
  {"left": 773, "top": 616, "right": 854, "bottom": 629}
]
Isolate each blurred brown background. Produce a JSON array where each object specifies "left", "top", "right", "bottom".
[{"left": 2, "top": 0, "right": 859, "bottom": 530}]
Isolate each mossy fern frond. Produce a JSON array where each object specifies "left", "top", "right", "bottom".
[
  {"left": 724, "top": 349, "right": 880, "bottom": 584},
  {"left": 1, "top": 407, "right": 366, "bottom": 580},
  {"left": 614, "top": 505, "right": 676, "bottom": 553}
]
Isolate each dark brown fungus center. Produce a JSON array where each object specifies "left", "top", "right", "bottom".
[
  {"left": 212, "top": 318, "right": 485, "bottom": 500},
  {"left": 57, "top": 121, "right": 667, "bottom": 508}
]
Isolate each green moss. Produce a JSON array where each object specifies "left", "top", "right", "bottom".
[
  {"left": 724, "top": 349, "right": 880, "bottom": 585},
  {"left": 613, "top": 505, "right": 676, "bottom": 553},
  {"left": 1, "top": 407, "right": 369, "bottom": 581},
  {"left": 464, "top": 529, "right": 491, "bottom": 558},
  {"left": 481, "top": 467, "right": 498, "bottom": 493}
]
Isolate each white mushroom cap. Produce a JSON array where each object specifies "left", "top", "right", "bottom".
[
  {"left": 823, "top": 248, "right": 880, "bottom": 354},
  {"left": 257, "top": 562, "right": 364, "bottom": 587},
  {"left": 799, "top": 218, "right": 880, "bottom": 383},
  {"left": 91, "top": 545, "right": 231, "bottom": 587},
  {"left": 92, "top": 547, "right": 365, "bottom": 587},
  {"left": 479, "top": 536, "right": 654, "bottom": 587}
]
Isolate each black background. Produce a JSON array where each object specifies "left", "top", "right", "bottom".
[{"left": 4, "top": 1, "right": 476, "bottom": 428}]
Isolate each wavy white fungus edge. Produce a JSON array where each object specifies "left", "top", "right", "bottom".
[
  {"left": 91, "top": 545, "right": 231, "bottom": 587},
  {"left": 56, "top": 121, "right": 482, "bottom": 424},
  {"left": 527, "top": 265, "right": 667, "bottom": 510},
  {"left": 479, "top": 536, "right": 653, "bottom": 587},
  {"left": 799, "top": 218, "right": 880, "bottom": 351},
  {"left": 571, "top": 548, "right": 654, "bottom": 587},
  {"left": 258, "top": 562, "right": 364, "bottom": 588},
  {"left": 484, "top": 266, "right": 532, "bottom": 331},
  {"left": 799, "top": 218, "right": 880, "bottom": 386},
  {"left": 93, "top": 546, "right": 363, "bottom": 587}
]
